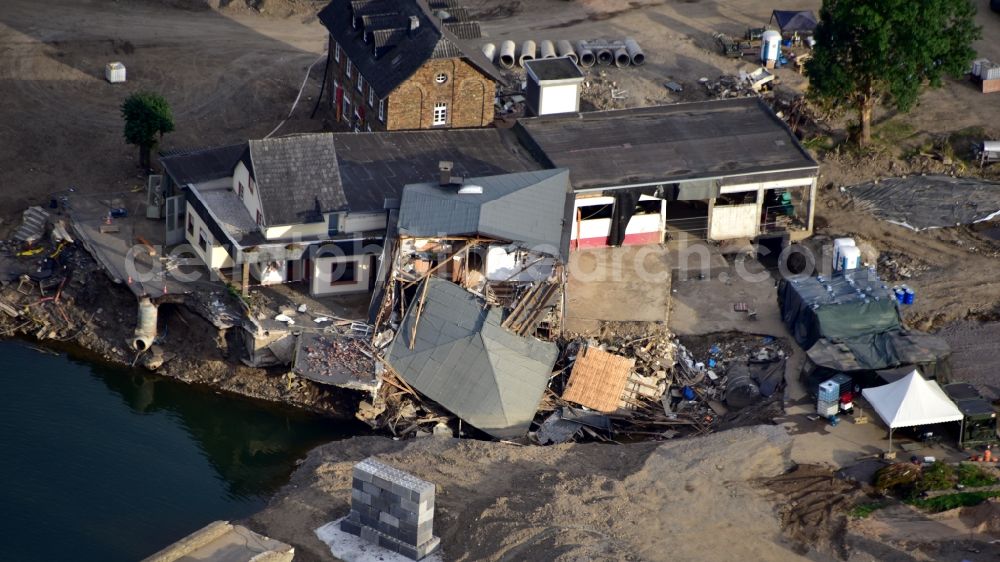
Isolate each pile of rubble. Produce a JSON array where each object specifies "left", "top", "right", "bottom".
[
  {"left": 701, "top": 68, "right": 776, "bottom": 99},
  {"left": 877, "top": 250, "right": 931, "bottom": 281}
]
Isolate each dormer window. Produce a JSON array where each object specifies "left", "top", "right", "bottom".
[{"left": 435, "top": 73, "right": 448, "bottom": 84}]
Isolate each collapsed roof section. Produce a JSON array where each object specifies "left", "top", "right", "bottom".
[{"left": 385, "top": 278, "right": 558, "bottom": 439}]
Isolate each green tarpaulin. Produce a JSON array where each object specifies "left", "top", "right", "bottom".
[{"left": 778, "top": 273, "right": 901, "bottom": 350}]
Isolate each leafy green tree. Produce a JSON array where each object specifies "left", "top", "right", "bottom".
[
  {"left": 121, "top": 92, "right": 175, "bottom": 169},
  {"left": 806, "top": 0, "right": 980, "bottom": 146}
]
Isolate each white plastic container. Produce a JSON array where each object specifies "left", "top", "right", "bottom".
[
  {"left": 105, "top": 62, "right": 126, "bottom": 83},
  {"left": 832, "top": 237, "right": 856, "bottom": 270},
  {"left": 761, "top": 30, "right": 781, "bottom": 64},
  {"left": 837, "top": 245, "right": 861, "bottom": 272}
]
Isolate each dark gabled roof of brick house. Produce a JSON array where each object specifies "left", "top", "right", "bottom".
[
  {"left": 247, "top": 134, "right": 348, "bottom": 225},
  {"left": 318, "top": 0, "right": 500, "bottom": 100}
]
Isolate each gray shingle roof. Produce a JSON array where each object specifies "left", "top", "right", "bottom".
[
  {"left": 248, "top": 134, "right": 348, "bottom": 226},
  {"left": 332, "top": 129, "right": 544, "bottom": 214},
  {"left": 397, "top": 169, "right": 572, "bottom": 258},
  {"left": 386, "top": 278, "right": 558, "bottom": 439},
  {"left": 318, "top": 0, "right": 501, "bottom": 100}
]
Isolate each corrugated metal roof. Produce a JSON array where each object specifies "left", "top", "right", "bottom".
[
  {"left": 386, "top": 278, "right": 558, "bottom": 439},
  {"left": 515, "top": 98, "right": 819, "bottom": 191},
  {"left": 397, "top": 169, "right": 572, "bottom": 257},
  {"left": 248, "top": 134, "right": 348, "bottom": 226}
]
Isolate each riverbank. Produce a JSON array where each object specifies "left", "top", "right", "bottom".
[
  {"left": 0, "top": 245, "right": 357, "bottom": 418},
  {"left": 246, "top": 426, "right": 1000, "bottom": 562}
]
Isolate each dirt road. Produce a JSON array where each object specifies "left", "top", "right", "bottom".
[{"left": 0, "top": 0, "right": 327, "bottom": 218}]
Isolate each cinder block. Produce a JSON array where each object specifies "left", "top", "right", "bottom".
[
  {"left": 360, "top": 526, "right": 379, "bottom": 544},
  {"left": 416, "top": 520, "right": 434, "bottom": 545},
  {"left": 353, "top": 466, "right": 375, "bottom": 484},
  {"left": 399, "top": 497, "right": 419, "bottom": 513},
  {"left": 378, "top": 534, "right": 400, "bottom": 554},
  {"left": 379, "top": 511, "right": 400, "bottom": 527},
  {"left": 374, "top": 475, "right": 396, "bottom": 492},
  {"left": 351, "top": 488, "right": 371, "bottom": 506},
  {"left": 397, "top": 535, "right": 440, "bottom": 561},
  {"left": 362, "top": 482, "right": 381, "bottom": 497},
  {"left": 340, "top": 518, "right": 362, "bottom": 536}
]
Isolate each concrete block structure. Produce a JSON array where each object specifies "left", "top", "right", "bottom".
[{"left": 341, "top": 457, "right": 440, "bottom": 560}]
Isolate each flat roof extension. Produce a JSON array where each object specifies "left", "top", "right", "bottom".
[{"left": 516, "top": 97, "right": 818, "bottom": 191}]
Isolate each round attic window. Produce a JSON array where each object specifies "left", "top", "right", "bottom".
[{"left": 435, "top": 73, "right": 448, "bottom": 84}]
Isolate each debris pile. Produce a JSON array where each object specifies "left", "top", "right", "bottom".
[{"left": 700, "top": 68, "right": 776, "bottom": 99}]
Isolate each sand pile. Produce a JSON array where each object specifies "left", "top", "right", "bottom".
[{"left": 250, "top": 425, "right": 814, "bottom": 562}]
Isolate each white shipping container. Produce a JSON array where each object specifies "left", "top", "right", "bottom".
[{"left": 105, "top": 62, "right": 126, "bottom": 83}]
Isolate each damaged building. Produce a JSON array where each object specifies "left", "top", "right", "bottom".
[
  {"left": 373, "top": 168, "right": 573, "bottom": 438},
  {"left": 515, "top": 98, "right": 820, "bottom": 246}
]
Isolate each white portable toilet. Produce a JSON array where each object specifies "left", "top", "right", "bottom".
[
  {"left": 832, "top": 237, "right": 856, "bottom": 270},
  {"left": 761, "top": 30, "right": 781, "bottom": 69},
  {"left": 837, "top": 245, "right": 861, "bottom": 272}
]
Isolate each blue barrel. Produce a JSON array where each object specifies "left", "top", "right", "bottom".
[
  {"left": 904, "top": 288, "right": 915, "bottom": 305},
  {"left": 682, "top": 386, "right": 696, "bottom": 401},
  {"left": 894, "top": 287, "right": 905, "bottom": 304}
]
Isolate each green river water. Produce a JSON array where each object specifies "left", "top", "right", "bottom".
[{"left": 0, "top": 339, "right": 358, "bottom": 561}]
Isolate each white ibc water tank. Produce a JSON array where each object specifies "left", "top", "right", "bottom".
[
  {"left": 761, "top": 30, "right": 781, "bottom": 64},
  {"left": 837, "top": 245, "right": 861, "bottom": 272},
  {"left": 105, "top": 62, "right": 126, "bottom": 83},
  {"left": 832, "top": 237, "right": 856, "bottom": 270}
]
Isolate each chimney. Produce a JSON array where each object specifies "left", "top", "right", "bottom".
[
  {"left": 409, "top": 15, "right": 420, "bottom": 34},
  {"left": 438, "top": 161, "right": 454, "bottom": 186}
]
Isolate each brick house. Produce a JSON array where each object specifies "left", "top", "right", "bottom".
[{"left": 317, "top": 0, "right": 500, "bottom": 132}]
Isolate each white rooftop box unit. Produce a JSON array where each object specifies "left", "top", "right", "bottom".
[
  {"left": 105, "top": 62, "right": 126, "bottom": 84},
  {"left": 524, "top": 57, "right": 584, "bottom": 116}
]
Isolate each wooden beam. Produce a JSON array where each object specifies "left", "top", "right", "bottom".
[
  {"left": 402, "top": 242, "right": 474, "bottom": 290},
  {"left": 408, "top": 277, "right": 431, "bottom": 350},
  {"left": 241, "top": 262, "right": 250, "bottom": 298}
]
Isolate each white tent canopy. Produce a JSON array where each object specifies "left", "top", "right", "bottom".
[{"left": 862, "top": 370, "right": 963, "bottom": 449}]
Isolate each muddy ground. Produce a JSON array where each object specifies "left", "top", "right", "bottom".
[
  {"left": 4, "top": 1, "right": 1000, "bottom": 560},
  {"left": 250, "top": 427, "right": 999, "bottom": 562}
]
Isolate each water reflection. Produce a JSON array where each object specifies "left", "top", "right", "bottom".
[{"left": 0, "top": 340, "right": 362, "bottom": 562}]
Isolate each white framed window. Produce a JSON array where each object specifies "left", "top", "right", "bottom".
[
  {"left": 368, "top": 87, "right": 375, "bottom": 107},
  {"left": 345, "top": 59, "right": 352, "bottom": 78},
  {"left": 378, "top": 99, "right": 385, "bottom": 122},
  {"left": 357, "top": 73, "right": 364, "bottom": 93},
  {"left": 342, "top": 96, "right": 351, "bottom": 123},
  {"left": 435, "top": 72, "right": 448, "bottom": 84},
  {"left": 334, "top": 43, "right": 340, "bottom": 62},
  {"left": 432, "top": 102, "right": 447, "bottom": 126}
]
